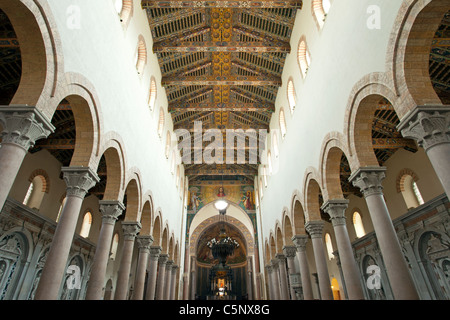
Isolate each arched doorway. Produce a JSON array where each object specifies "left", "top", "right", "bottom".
[{"left": 188, "top": 202, "right": 256, "bottom": 300}]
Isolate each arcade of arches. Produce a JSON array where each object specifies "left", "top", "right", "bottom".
[{"left": 0, "top": 0, "right": 449, "bottom": 301}]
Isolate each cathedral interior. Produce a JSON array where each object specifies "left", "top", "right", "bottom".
[{"left": 0, "top": 0, "right": 449, "bottom": 303}]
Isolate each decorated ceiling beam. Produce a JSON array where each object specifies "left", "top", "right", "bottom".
[
  {"left": 169, "top": 102, "right": 275, "bottom": 112},
  {"left": 146, "top": 8, "right": 205, "bottom": 26},
  {"left": 161, "top": 75, "right": 282, "bottom": 86},
  {"left": 372, "top": 138, "right": 417, "bottom": 150},
  {"left": 35, "top": 139, "right": 76, "bottom": 150},
  {"left": 0, "top": 38, "right": 19, "bottom": 47},
  {"left": 185, "top": 167, "right": 258, "bottom": 176},
  {"left": 142, "top": 0, "right": 303, "bottom": 9},
  {"left": 153, "top": 41, "right": 290, "bottom": 53}
]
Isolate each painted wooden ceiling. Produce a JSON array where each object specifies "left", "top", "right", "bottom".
[{"left": 142, "top": 1, "right": 302, "bottom": 185}]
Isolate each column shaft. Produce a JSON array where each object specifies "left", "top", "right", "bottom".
[
  {"left": 164, "top": 261, "right": 174, "bottom": 300},
  {"left": 114, "top": 222, "right": 141, "bottom": 300},
  {"left": 322, "top": 200, "right": 365, "bottom": 300},
  {"left": 132, "top": 236, "right": 154, "bottom": 300},
  {"left": 34, "top": 167, "right": 98, "bottom": 300},
  {"left": 156, "top": 254, "right": 169, "bottom": 300},
  {"left": 292, "top": 235, "right": 314, "bottom": 300},
  {"left": 275, "top": 254, "right": 289, "bottom": 300},
  {"left": 305, "top": 221, "right": 333, "bottom": 300},
  {"left": 85, "top": 201, "right": 124, "bottom": 300},
  {"left": 350, "top": 167, "right": 419, "bottom": 300},
  {"left": 145, "top": 246, "right": 161, "bottom": 300}
]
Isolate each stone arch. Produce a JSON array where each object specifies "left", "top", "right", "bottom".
[
  {"left": 174, "top": 241, "right": 179, "bottom": 265},
  {"left": 95, "top": 135, "right": 126, "bottom": 201},
  {"left": 282, "top": 212, "right": 294, "bottom": 246},
  {"left": 275, "top": 223, "right": 283, "bottom": 253},
  {"left": 269, "top": 233, "right": 276, "bottom": 260},
  {"left": 319, "top": 132, "right": 351, "bottom": 202},
  {"left": 117, "top": 0, "right": 133, "bottom": 27},
  {"left": 161, "top": 224, "right": 169, "bottom": 254},
  {"left": 344, "top": 80, "right": 399, "bottom": 170},
  {"left": 303, "top": 167, "right": 324, "bottom": 222},
  {"left": 0, "top": 0, "right": 63, "bottom": 111},
  {"left": 48, "top": 73, "right": 104, "bottom": 169},
  {"left": 122, "top": 173, "right": 141, "bottom": 222},
  {"left": 264, "top": 240, "right": 271, "bottom": 264},
  {"left": 291, "top": 192, "right": 306, "bottom": 235},
  {"left": 152, "top": 211, "right": 162, "bottom": 246},
  {"left": 140, "top": 200, "right": 152, "bottom": 236},
  {"left": 387, "top": 0, "right": 448, "bottom": 111}
]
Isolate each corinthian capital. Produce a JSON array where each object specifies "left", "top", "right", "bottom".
[
  {"left": 398, "top": 105, "right": 450, "bottom": 151},
  {"left": 321, "top": 199, "right": 349, "bottom": 227},
  {"left": 349, "top": 167, "right": 386, "bottom": 198},
  {"left": 62, "top": 167, "right": 100, "bottom": 199},
  {"left": 121, "top": 221, "right": 142, "bottom": 241},
  {"left": 99, "top": 200, "right": 125, "bottom": 224},
  {"left": 305, "top": 220, "right": 325, "bottom": 239},
  {"left": 291, "top": 235, "right": 308, "bottom": 252},
  {"left": 0, "top": 106, "right": 54, "bottom": 150}
]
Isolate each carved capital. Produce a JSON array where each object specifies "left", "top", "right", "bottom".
[
  {"left": 62, "top": 167, "right": 100, "bottom": 199},
  {"left": 349, "top": 167, "right": 386, "bottom": 198},
  {"left": 265, "top": 264, "right": 273, "bottom": 273},
  {"left": 275, "top": 253, "right": 287, "bottom": 264},
  {"left": 270, "top": 258, "right": 279, "bottom": 269},
  {"left": 398, "top": 105, "right": 450, "bottom": 151},
  {"left": 321, "top": 199, "right": 349, "bottom": 227},
  {"left": 291, "top": 234, "right": 308, "bottom": 252},
  {"left": 305, "top": 220, "right": 324, "bottom": 239},
  {"left": 166, "top": 260, "right": 174, "bottom": 271},
  {"left": 0, "top": 106, "right": 54, "bottom": 151},
  {"left": 99, "top": 200, "right": 125, "bottom": 225},
  {"left": 121, "top": 221, "right": 141, "bottom": 241},
  {"left": 136, "top": 235, "right": 154, "bottom": 252},
  {"left": 158, "top": 253, "right": 169, "bottom": 265},
  {"left": 171, "top": 265, "right": 179, "bottom": 273},
  {"left": 282, "top": 245, "right": 297, "bottom": 259},
  {"left": 150, "top": 245, "right": 162, "bottom": 259}
]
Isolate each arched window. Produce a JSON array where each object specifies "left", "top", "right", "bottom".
[
  {"left": 148, "top": 78, "right": 157, "bottom": 111},
  {"left": 115, "top": 0, "right": 133, "bottom": 27},
  {"left": 165, "top": 131, "right": 172, "bottom": 159},
  {"left": 325, "top": 233, "right": 334, "bottom": 260},
  {"left": 398, "top": 171, "right": 424, "bottom": 209},
  {"left": 279, "top": 108, "right": 287, "bottom": 138},
  {"left": 23, "top": 181, "right": 34, "bottom": 206},
  {"left": 272, "top": 131, "right": 279, "bottom": 158},
  {"left": 114, "top": 0, "right": 123, "bottom": 14},
  {"left": 136, "top": 36, "right": 147, "bottom": 74},
  {"left": 157, "top": 107, "right": 165, "bottom": 137},
  {"left": 110, "top": 233, "right": 119, "bottom": 260},
  {"left": 23, "top": 173, "right": 48, "bottom": 210},
  {"left": 80, "top": 211, "right": 92, "bottom": 238},
  {"left": 298, "top": 38, "right": 311, "bottom": 78},
  {"left": 176, "top": 166, "right": 180, "bottom": 186},
  {"left": 312, "top": 0, "right": 331, "bottom": 29},
  {"left": 287, "top": 79, "right": 296, "bottom": 114},
  {"left": 352, "top": 211, "right": 366, "bottom": 238}
]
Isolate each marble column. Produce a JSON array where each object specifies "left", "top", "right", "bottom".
[
  {"left": 246, "top": 257, "right": 253, "bottom": 300},
  {"left": 132, "top": 235, "right": 154, "bottom": 300},
  {"left": 322, "top": 199, "right": 365, "bottom": 300},
  {"left": 145, "top": 245, "right": 161, "bottom": 300},
  {"left": 182, "top": 273, "right": 189, "bottom": 300},
  {"left": 85, "top": 200, "right": 125, "bottom": 300},
  {"left": 156, "top": 253, "right": 169, "bottom": 300},
  {"left": 350, "top": 167, "right": 419, "bottom": 300},
  {"left": 292, "top": 235, "right": 314, "bottom": 300},
  {"left": 265, "top": 265, "right": 274, "bottom": 300},
  {"left": 305, "top": 221, "right": 333, "bottom": 300},
  {"left": 170, "top": 265, "right": 178, "bottom": 300},
  {"left": 283, "top": 246, "right": 299, "bottom": 300},
  {"left": 114, "top": 221, "right": 141, "bottom": 300},
  {"left": 34, "top": 167, "right": 99, "bottom": 300},
  {"left": 270, "top": 259, "right": 281, "bottom": 300},
  {"left": 0, "top": 106, "right": 54, "bottom": 210},
  {"left": 164, "top": 260, "right": 174, "bottom": 300},
  {"left": 275, "top": 254, "right": 290, "bottom": 300},
  {"left": 190, "top": 256, "right": 196, "bottom": 300},
  {"left": 398, "top": 106, "right": 450, "bottom": 197}
]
